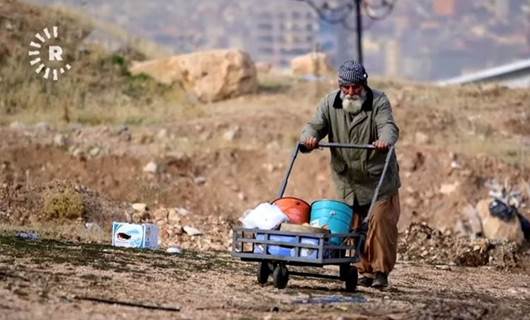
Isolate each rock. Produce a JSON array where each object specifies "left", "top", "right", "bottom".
[
  {"left": 130, "top": 49, "right": 258, "bottom": 102},
  {"left": 290, "top": 52, "right": 334, "bottom": 77},
  {"left": 166, "top": 246, "right": 182, "bottom": 255},
  {"left": 415, "top": 131, "right": 430, "bottom": 144},
  {"left": 183, "top": 225, "right": 202, "bottom": 236},
  {"left": 477, "top": 199, "right": 524, "bottom": 244},
  {"left": 439, "top": 181, "right": 460, "bottom": 195},
  {"left": 89, "top": 147, "right": 101, "bottom": 157},
  {"left": 157, "top": 129, "right": 168, "bottom": 140},
  {"left": 434, "top": 265, "right": 451, "bottom": 271},
  {"left": 194, "top": 176, "right": 207, "bottom": 185},
  {"left": 168, "top": 208, "right": 181, "bottom": 225},
  {"left": 175, "top": 207, "right": 190, "bottom": 216},
  {"left": 132, "top": 211, "right": 148, "bottom": 223},
  {"left": 143, "top": 161, "right": 158, "bottom": 174},
  {"left": 72, "top": 148, "right": 85, "bottom": 158},
  {"left": 238, "top": 192, "right": 247, "bottom": 201},
  {"left": 9, "top": 121, "right": 25, "bottom": 129},
  {"left": 152, "top": 208, "right": 169, "bottom": 222},
  {"left": 53, "top": 134, "right": 67, "bottom": 147},
  {"left": 132, "top": 203, "right": 148, "bottom": 212},
  {"left": 223, "top": 126, "right": 241, "bottom": 141}
]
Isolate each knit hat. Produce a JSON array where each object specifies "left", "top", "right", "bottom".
[{"left": 338, "top": 60, "right": 368, "bottom": 85}]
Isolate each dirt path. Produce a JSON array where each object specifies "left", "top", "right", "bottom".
[{"left": 2, "top": 233, "right": 529, "bottom": 320}]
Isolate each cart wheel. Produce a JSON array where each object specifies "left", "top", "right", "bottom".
[
  {"left": 344, "top": 266, "right": 358, "bottom": 292},
  {"left": 257, "top": 261, "right": 272, "bottom": 284},
  {"left": 272, "top": 264, "right": 289, "bottom": 289},
  {"left": 339, "top": 264, "right": 350, "bottom": 281}
]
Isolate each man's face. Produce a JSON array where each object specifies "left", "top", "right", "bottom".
[
  {"left": 340, "top": 82, "right": 366, "bottom": 115},
  {"left": 340, "top": 83, "right": 363, "bottom": 97}
]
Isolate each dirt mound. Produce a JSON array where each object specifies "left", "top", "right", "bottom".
[
  {"left": 398, "top": 223, "right": 527, "bottom": 269},
  {"left": 0, "top": 179, "right": 125, "bottom": 227}
]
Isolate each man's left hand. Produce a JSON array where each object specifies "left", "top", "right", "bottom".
[{"left": 373, "top": 140, "right": 390, "bottom": 151}]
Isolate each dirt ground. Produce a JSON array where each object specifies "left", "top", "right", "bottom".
[{"left": 2, "top": 233, "right": 530, "bottom": 320}]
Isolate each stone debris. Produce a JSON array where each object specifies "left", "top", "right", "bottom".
[
  {"left": 157, "top": 129, "right": 168, "bottom": 140},
  {"left": 132, "top": 203, "right": 148, "bottom": 212},
  {"left": 223, "top": 126, "right": 241, "bottom": 141},
  {"left": 89, "top": 147, "right": 101, "bottom": 157},
  {"left": 175, "top": 208, "right": 190, "bottom": 216},
  {"left": 183, "top": 225, "right": 202, "bottom": 236},
  {"left": 439, "top": 182, "right": 460, "bottom": 195},
  {"left": 290, "top": 52, "right": 334, "bottom": 77},
  {"left": 193, "top": 176, "right": 207, "bottom": 185},
  {"left": 53, "top": 134, "right": 67, "bottom": 147},
  {"left": 166, "top": 246, "right": 183, "bottom": 255},
  {"left": 143, "top": 161, "right": 158, "bottom": 174},
  {"left": 398, "top": 223, "right": 523, "bottom": 268}
]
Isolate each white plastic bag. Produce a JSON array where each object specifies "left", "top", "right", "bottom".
[{"left": 240, "top": 203, "right": 288, "bottom": 230}]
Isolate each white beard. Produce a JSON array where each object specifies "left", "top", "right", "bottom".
[{"left": 341, "top": 89, "right": 366, "bottom": 115}]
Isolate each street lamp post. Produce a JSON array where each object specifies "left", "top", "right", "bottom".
[
  {"left": 355, "top": 0, "right": 363, "bottom": 64},
  {"left": 294, "top": 0, "right": 396, "bottom": 65}
]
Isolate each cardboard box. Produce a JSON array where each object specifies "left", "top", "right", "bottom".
[{"left": 112, "top": 222, "right": 159, "bottom": 249}]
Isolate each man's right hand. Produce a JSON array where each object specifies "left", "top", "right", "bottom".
[{"left": 302, "top": 136, "right": 318, "bottom": 151}]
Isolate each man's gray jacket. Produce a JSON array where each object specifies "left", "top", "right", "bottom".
[{"left": 300, "top": 87, "right": 400, "bottom": 206}]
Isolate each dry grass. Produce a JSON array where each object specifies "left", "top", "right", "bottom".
[
  {"left": 42, "top": 186, "right": 85, "bottom": 221},
  {"left": 0, "top": 0, "right": 188, "bottom": 127}
]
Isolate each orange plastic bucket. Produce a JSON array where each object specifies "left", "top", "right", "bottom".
[{"left": 272, "top": 197, "right": 310, "bottom": 224}]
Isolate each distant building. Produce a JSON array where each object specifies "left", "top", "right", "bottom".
[
  {"left": 249, "top": 4, "right": 319, "bottom": 67},
  {"left": 437, "top": 58, "right": 530, "bottom": 88}
]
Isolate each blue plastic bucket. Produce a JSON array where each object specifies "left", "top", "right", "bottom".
[{"left": 310, "top": 200, "right": 353, "bottom": 245}]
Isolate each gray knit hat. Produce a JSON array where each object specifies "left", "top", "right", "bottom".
[{"left": 338, "top": 60, "right": 368, "bottom": 85}]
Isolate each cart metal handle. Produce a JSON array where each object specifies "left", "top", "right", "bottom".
[
  {"left": 278, "top": 142, "right": 378, "bottom": 198},
  {"left": 277, "top": 142, "right": 395, "bottom": 224}
]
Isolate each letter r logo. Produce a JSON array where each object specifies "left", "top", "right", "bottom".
[{"left": 49, "top": 45, "right": 63, "bottom": 61}]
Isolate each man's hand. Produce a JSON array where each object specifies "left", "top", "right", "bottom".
[
  {"left": 373, "top": 140, "right": 390, "bottom": 151},
  {"left": 303, "top": 136, "right": 319, "bottom": 152}
]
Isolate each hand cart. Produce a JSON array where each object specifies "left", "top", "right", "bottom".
[{"left": 232, "top": 142, "right": 395, "bottom": 291}]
